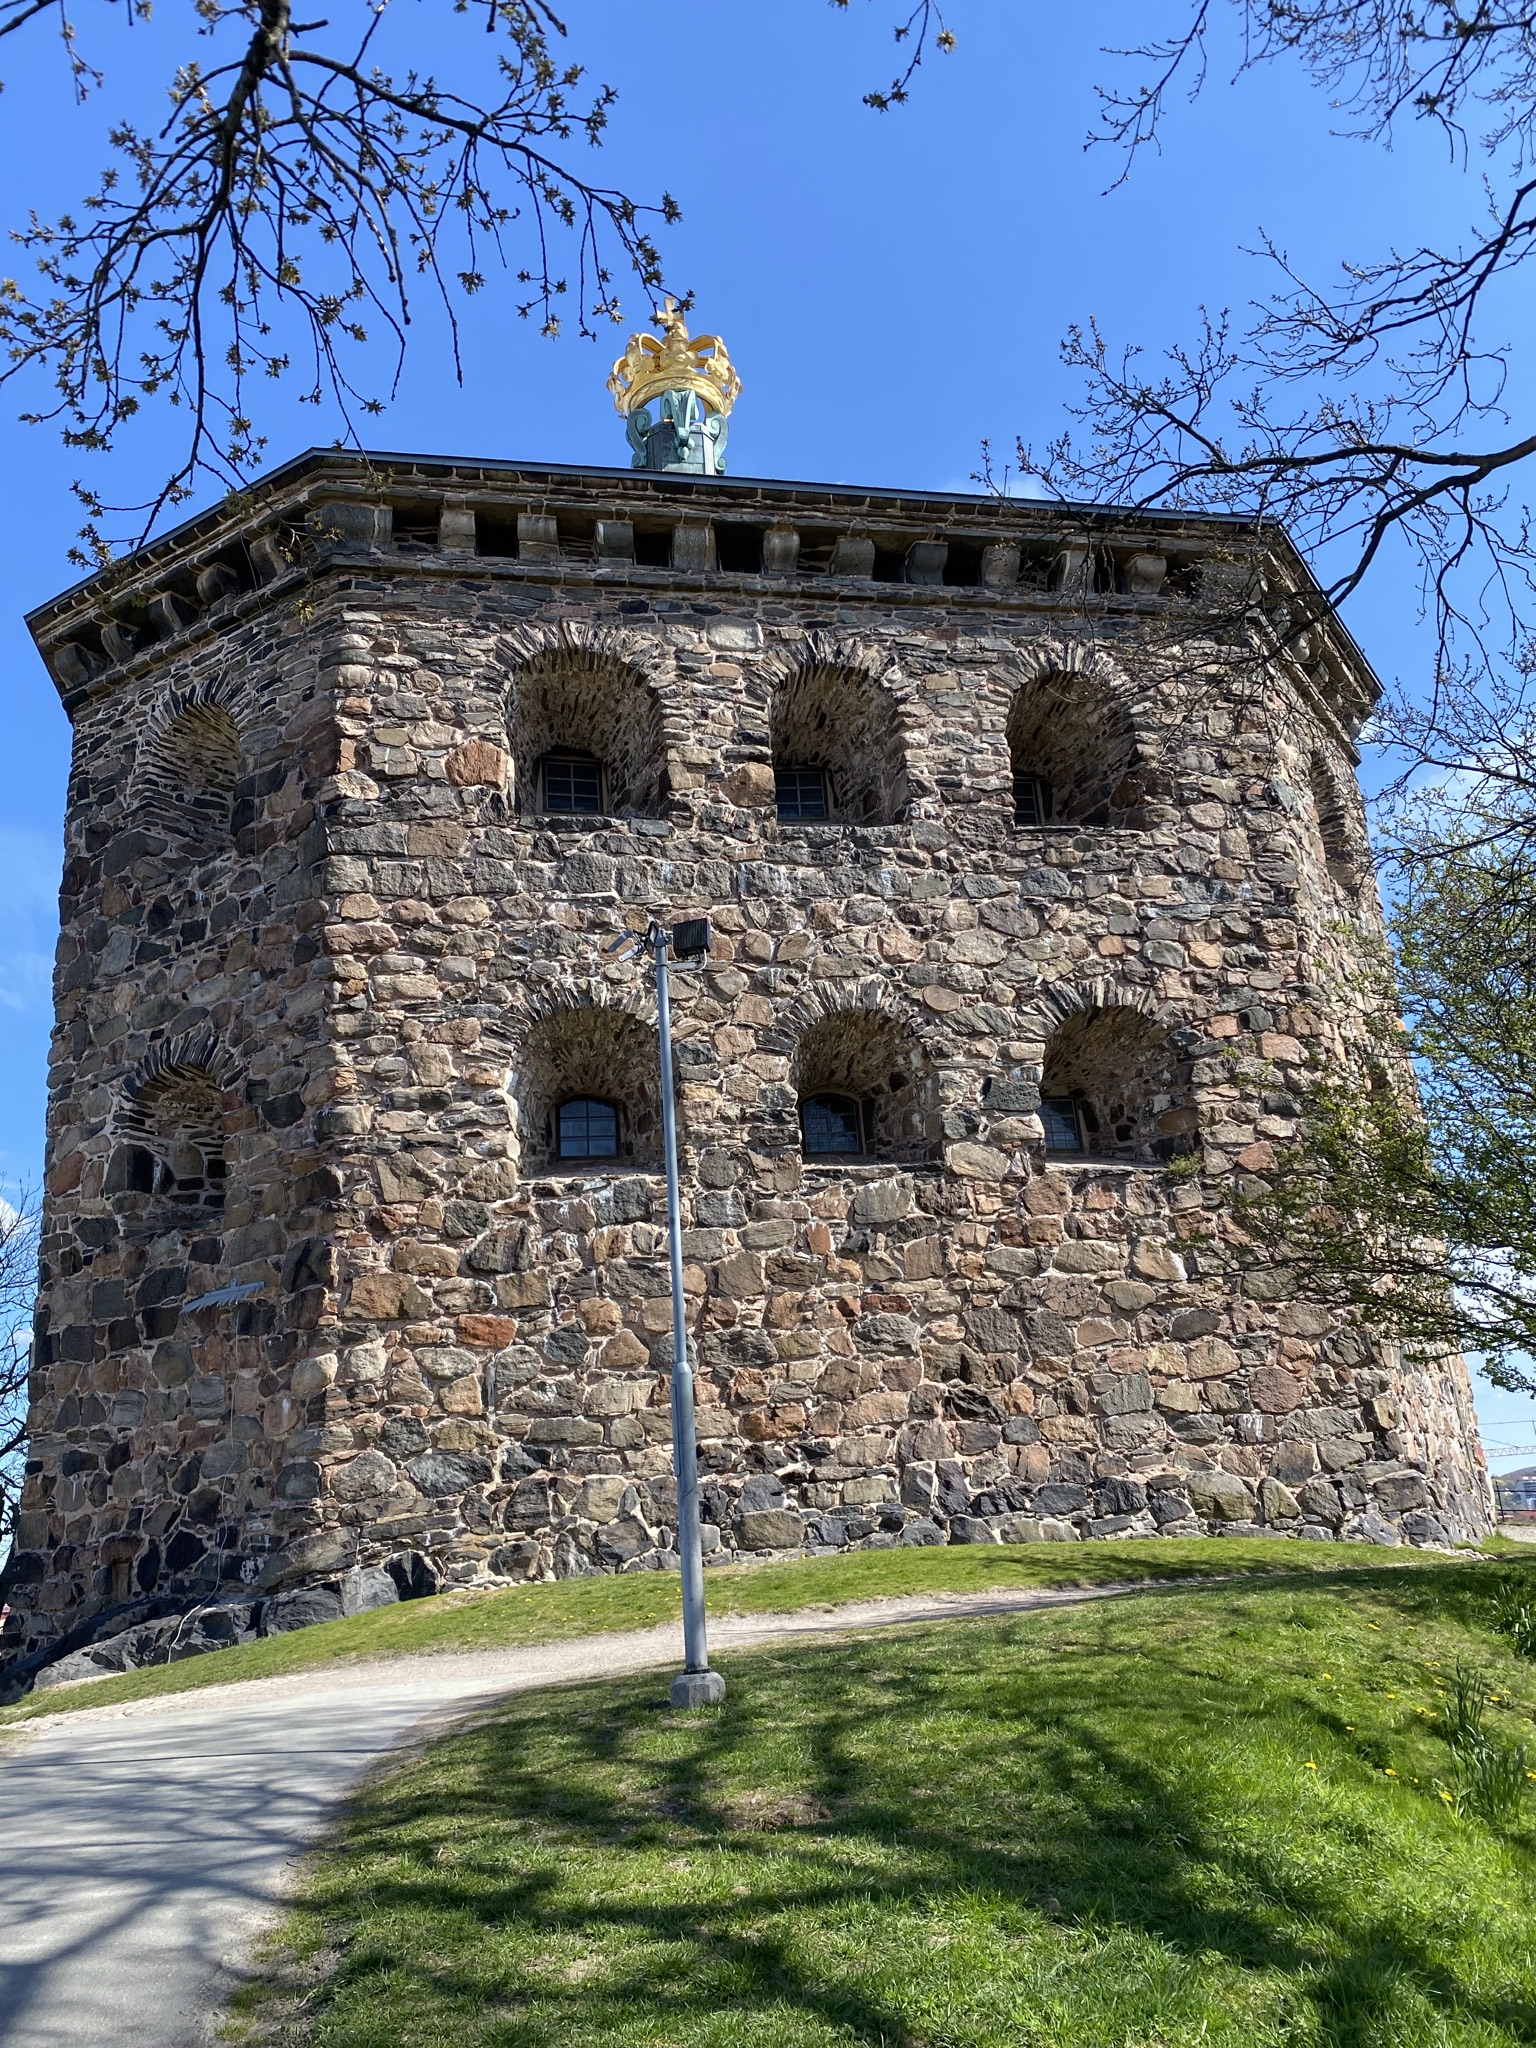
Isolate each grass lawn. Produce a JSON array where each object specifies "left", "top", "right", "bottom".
[
  {"left": 0, "top": 1537, "right": 1466, "bottom": 1727},
  {"left": 229, "top": 1556, "right": 1536, "bottom": 2048}
]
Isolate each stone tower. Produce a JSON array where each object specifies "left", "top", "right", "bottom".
[{"left": 4, "top": 317, "right": 1493, "bottom": 1665}]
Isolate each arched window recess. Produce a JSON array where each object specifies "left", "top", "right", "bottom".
[
  {"left": 1006, "top": 667, "right": 1142, "bottom": 831},
  {"left": 1038, "top": 1004, "right": 1196, "bottom": 1166},
  {"left": 107, "top": 1062, "right": 230, "bottom": 1216}
]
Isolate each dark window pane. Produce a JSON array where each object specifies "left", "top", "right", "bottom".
[
  {"left": 544, "top": 753, "right": 603, "bottom": 814},
  {"left": 1014, "top": 775, "right": 1049, "bottom": 827},
  {"left": 801, "top": 1093, "right": 863, "bottom": 1156},
  {"left": 557, "top": 1097, "right": 618, "bottom": 1159},
  {"left": 776, "top": 768, "right": 828, "bottom": 821},
  {"left": 1041, "top": 1096, "right": 1083, "bottom": 1153}
]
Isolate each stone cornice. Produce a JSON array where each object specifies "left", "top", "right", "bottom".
[{"left": 25, "top": 448, "right": 1381, "bottom": 738}]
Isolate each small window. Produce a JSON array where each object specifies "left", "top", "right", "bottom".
[
  {"left": 1014, "top": 774, "right": 1051, "bottom": 827},
  {"left": 776, "top": 767, "right": 828, "bottom": 821},
  {"left": 801, "top": 1093, "right": 864, "bottom": 1157},
  {"left": 1040, "top": 1095, "right": 1084, "bottom": 1155},
  {"left": 556, "top": 1096, "right": 619, "bottom": 1160},
  {"left": 542, "top": 751, "right": 603, "bottom": 815}
]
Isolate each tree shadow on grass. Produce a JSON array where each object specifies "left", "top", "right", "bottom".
[{"left": 295, "top": 1572, "right": 1536, "bottom": 2048}]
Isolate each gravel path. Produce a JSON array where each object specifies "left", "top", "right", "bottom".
[{"left": 0, "top": 1579, "right": 1132, "bottom": 2048}]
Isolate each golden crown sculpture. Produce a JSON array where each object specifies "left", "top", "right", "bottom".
[{"left": 607, "top": 298, "right": 742, "bottom": 418}]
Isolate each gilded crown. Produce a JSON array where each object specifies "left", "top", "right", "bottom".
[{"left": 607, "top": 299, "right": 742, "bottom": 419}]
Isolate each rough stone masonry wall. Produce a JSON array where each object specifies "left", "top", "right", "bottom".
[
  {"left": 9, "top": 607, "right": 345, "bottom": 1651},
  {"left": 7, "top": 545, "right": 1493, "bottom": 1661}
]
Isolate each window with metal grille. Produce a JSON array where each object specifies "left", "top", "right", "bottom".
[
  {"left": 1014, "top": 774, "right": 1051, "bottom": 827},
  {"left": 776, "top": 767, "right": 828, "bottom": 821},
  {"left": 1040, "top": 1095, "right": 1084, "bottom": 1154},
  {"left": 800, "top": 1092, "right": 864, "bottom": 1157},
  {"left": 542, "top": 751, "right": 603, "bottom": 815},
  {"left": 556, "top": 1096, "right": 619, "bottom": 1159}
]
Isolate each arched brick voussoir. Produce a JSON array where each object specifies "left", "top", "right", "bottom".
[
  {"left": 752, "top": 630, "right": 913, "bottom": 700},
  {"left": 759, "top": 975, "right": 943, "bottom": 1061},
  {"left": 997, "top": 634, "right": 1152, "bottom": 715},
  {"left": 997, "top": 633, "right": 1160, "bottom": 726},
  {"left": 1019, "top": 978, "right": 1179, "bottom": 1046},
  {"left": 497, "top": 975, "right": 660, "bottom": 1042},
  {"left": 117, "top": 1025, "right": 244, "bottom": 1119},
  {"left": 125, "top": 670, "right": 254, "bottom": 813}
]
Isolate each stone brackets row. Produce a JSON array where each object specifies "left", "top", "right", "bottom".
[{"left": 311, "top": 498, "right": 1173, "bottom": 597}]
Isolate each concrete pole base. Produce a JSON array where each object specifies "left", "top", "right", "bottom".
[{"left": 670, "top": 1668, "right": 727, "bottom": 1709}]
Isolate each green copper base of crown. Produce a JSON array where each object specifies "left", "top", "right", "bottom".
[{"left": 625, "top": 388, "right": 729, "bottom": 475}]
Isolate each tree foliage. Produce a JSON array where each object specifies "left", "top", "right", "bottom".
[{"left": 1244, "top": 676, "right": 1536, "bottom": 1383}]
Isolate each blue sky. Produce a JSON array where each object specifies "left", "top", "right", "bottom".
[{"left": 2, "top": 0, "right": 1531, "bottom": 1466}]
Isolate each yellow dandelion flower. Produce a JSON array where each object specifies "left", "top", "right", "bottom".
[
  {"left": 1385, "top": 1768, "right": 1398, "bottom": 1776},
  {"left": 1303, "top": 1761, "right": 1318, "bottom": 1770}
]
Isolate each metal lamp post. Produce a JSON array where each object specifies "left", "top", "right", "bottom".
[{"left": 608, "top": 915, "right": 724, "bottom": 1708}]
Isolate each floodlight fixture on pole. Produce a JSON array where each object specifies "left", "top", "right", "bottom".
[{"left": 610, "top": 915, "right": 724, "bottom": 1709}]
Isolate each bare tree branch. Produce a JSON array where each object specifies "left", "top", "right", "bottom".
[
  {"left": 1030, "top": 5, "right": 1536, "bottom": 702},
  {"left": 0, "top": 1191, "right": 38, "bottom": 1571},
  {"left": 0, "top": 0, "right": 680, "bottom": 559},
  {"left": 828, "top": 0, "right": 955, "bottom": 112}
]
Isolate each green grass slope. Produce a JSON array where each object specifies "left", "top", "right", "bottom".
[
  {"left": 232, "top": 1559, "right": 1536, "bottom": 2048},
  {"left": 1, "top": 1538, "right": 1452, "bottom": 1727}
]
